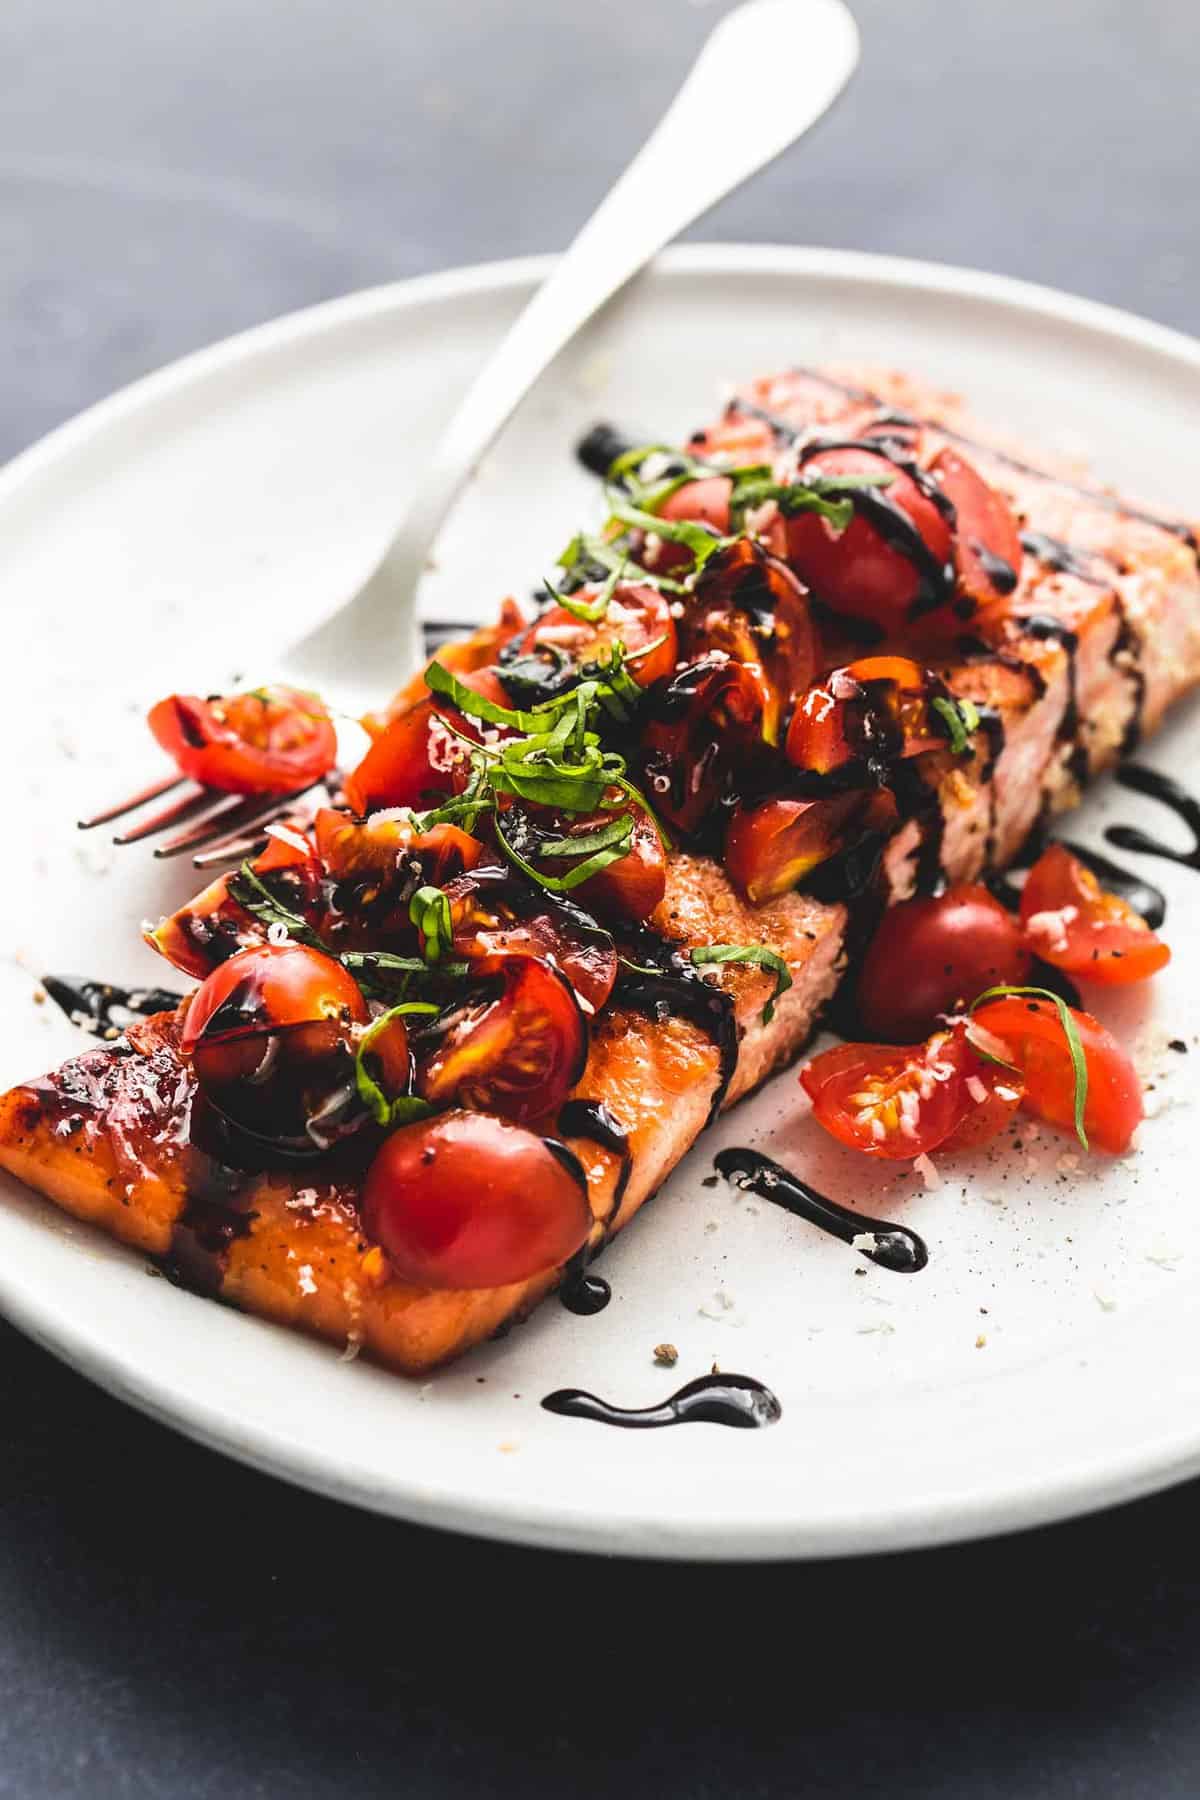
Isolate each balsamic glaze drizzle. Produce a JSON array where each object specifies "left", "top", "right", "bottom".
[
  {"left": 1019, "top": 530, "right": 1110, "bottom": 586},
  {"left": 1107, "top": 765, "right": 1200, "bottom": 872},
  {"left": 42, "top": 975, "right": 185, "bottom": 1039},
  {"left": 615, "top": 933, "right": 738, "bottom": 1125},
  {"left": 558, "top": 1100, "right": 632, "bottom": 1220},
  {"left": 542, "top": 1372, "right": 781, "bottom": 1430},
  {"left": 715, "top": 1147, "right": 928, "bottom": 1273}
]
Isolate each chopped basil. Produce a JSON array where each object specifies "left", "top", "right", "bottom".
[
  {"left": 226, "top": 862, "right": 326, "bottom": 951},
  {"left": 931, "top": 695, "right": 981, "bottom": 756},
  {"left": 409, "top": 886, "right": 454, "bottom": 963},
  {"left": 690, "top": 944, "right": 793, "bottom": 1024},
  {"left": 353, "top": 1003, "right": 439, "bottom": 1128}
]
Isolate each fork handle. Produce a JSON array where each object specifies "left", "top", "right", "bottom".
[{"left": 289, "top": 0, "right": 858, "bottom": 691}]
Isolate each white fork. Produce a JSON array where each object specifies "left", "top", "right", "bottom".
[{"left": 85, "top": 0, "right": 859, "bottom": 863}]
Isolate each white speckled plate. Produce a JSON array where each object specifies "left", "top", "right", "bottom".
[{"left": 3, "top": 247, "right": 1200, "bottom": 1559}]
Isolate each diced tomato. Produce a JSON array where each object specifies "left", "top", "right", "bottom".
[
  {"left": 680, "top": 539, "right": 819, "bottom": 744},
  {"left": 929, "top": 447, "right": 1022, "bottom": 615},
  {"left": 363, "top": 600, "right": 526, "bottom": 737},
  {"left": 970, "top": 995, "right": 1143, "bottom": 1153},
  {"left": 416, "top": 953, "right": 587, "bottom": 1125},
  {"left": 801, "top": 1023, "right": 1021, "bottom": 1161},
  {"left": 639, "top": 656, "right": 773, "bottom": 838},
  {"left": 148, "top": 685, "right": 336, "bottom": 795},
  {"left": 1019, "top": 845, "right": 1170, "bottom": 986},
  {"left": 444, "top": 866, "right": 618, "bottom": 1012},
  {"left": 362, "top": 1110, "right": 592, "bottom": 1290},
  {"left": 144, "top": 826, "right": 323, "bottom": 979},
  {"left": 724, "top": 792, "right": 871, "bottom": 904},
  {"left": 778, "top": 446, "right": 953, "bottom": 637},
  {"left": 857, "top": 884, "right": 1032, "bottom": 1040},
  {"left": 313, "top": 807, "right": 482, "bottom": 888},
  {"left": 562, "top": 804, "right": 667, "bottom": 924}
]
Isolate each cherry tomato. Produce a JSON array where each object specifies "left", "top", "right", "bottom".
[
  {"left": 182, "top": 942, "right": 367, "bottom": 1052},
  {"left": 971, "top": 995, "right": 1143, "bottom": 1154},
  {"left": 343, "top": 666, "right": 510, "bottom": 815},
  {"left": 857, "top": 884, "right": 1033, "bottom": 1041},
  {"left": 658, "top": 475, "right": 732, "bottom": 533},
  {"left": 929, "top": 446, "right": 1022, "bottom": 615},
  {"left": 182, "top": 943, "right": 370, "bottom": 1151},
  {"left": 145, "top": 827, "right": 324, "bottom": 980},
  {"left": 680, "top": 539, "right": 819, "bottom": 744},
  {"left": 724, "top": 792, "right": 870, "bottom": 904},
  {"left": 520, "top": 584, "right": 678, "bottom": 688},
  {"left": 416, "top": 953, "right": 587, "bottom": 1124},
  {"left": 801, "top": 1024, "right": 1020, "bottom": 1161},
  {"left": 444, "top": 867, "right": 618, "bottom": 1012},
  {"left": 147, "top": 685, "right": 336, "bottom": 795},
  {"left": 1019, "top": 845, "right": 1170, "bottom": 986},
  {"left": 640, "top": 656, "right": 773, "bottom": 838},
  {"left": 314, "top": 807, "right": 483, "bottom": 889},
  {"left": 778, "top": 446, "right": 953, "bottom": 636},
  {"left": 786, "top": 656, "right": 947, "bottom": 777},
  {"left": 563, "top": 804, "right": 667, "bottom": 924},
  {"left": 687, "top": 411, "right": 778, "bottom": 462},
  {"left": 361, "top": 1110, "right": 592, "bottom": 1290}
]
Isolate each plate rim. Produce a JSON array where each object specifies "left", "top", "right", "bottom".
[{"left": 4, "top": 242, "right": 1200, "bottom": 1561}]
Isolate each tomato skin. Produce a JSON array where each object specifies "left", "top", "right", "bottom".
[
  {"left": 724, "top": 792, "right": 869, "bottom": 903},
  {"left": 779, "top": 447, "right": 953, "bottom": 636},
  {"left": 972, "top": 996, "right": 1143, "bottom": 1154},
  {"left": 344, "top": 667, "right": 510, "bottom": 815},
  {"left": 801, "top": 1024, "right": 1016, "bottom": 1160},
  {"left": 928, "top": 447, "right": 1022, "bottom": 615},
  {"left": 361, "top": 1110, "right": 592, "bottom": 1290},
  {"left": 416, "top": 953, "right": 587, "bottom": 1125},
  {"left": 182, "top": 943, "right": 368, "bottom": 1051},
  {"left": 520, "top": 585, "right": 678, "bottom": 688},
  {"left": 313, "top": 807, "right": 482, "bottom": 889},
  {"left": 657, "top": 476, "right": 733, "bottom": 534},
  {"left": 148, "top": 685, "right": 336, "bottom": 795},
  {"left": 1019, "top": 845, "right": 1170, "bottom": 986},
  {"left": 858, "top": 885, "right": 1033, "bottom": 1041}
]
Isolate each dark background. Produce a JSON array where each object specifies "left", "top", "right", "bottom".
[{"left": 3, "top": 1, "right": 1199, "bottom": 1793}]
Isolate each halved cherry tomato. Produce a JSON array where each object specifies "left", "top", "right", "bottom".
[
  {"left": 519, "top": 584, "right": 678, "bottom": 688},
  {"left": 560, "top": 804, "right": 667, "bottom": 924},
  {"left": 1019, "top": 845, "right": 1170, "bottom": 986},
  {"left": 416, "top": 953, "right": 587, "bottom": 1124},
  {"left": 778, "top": 446, "right": 953, "bottom": 636},
  {"left": 361, "top": 1110, "right": 592, "bottom": 1290},
  {"left": 658, "top": 475, "right": 733, "bottom": 533},
  {"left": 929, "top": 446, "right": 1022, "bottom": 615},
  {"left": 314, "top": 807, "right": 483, "bottom": 889},
  {"left": 801, "top": 1023, "right": 1020, "bottom": 1161},
  {"left": 343, "top": 665, "right": 511, "bottom": 815},
  {"left": 145, "top": 826, "right": 324, "bottom": 980},
  {"left": 148, "top": 685, "right": 336, "bottom": 795},
  {"left": 786, "top": 656, "right": 946, "bottom": 776},
  {"left": 182, "top": 943, "right": 371, "bottom": 1151},
  {"left": 724, "top": 792, "right": 869, "bottom": 904},
  {"left": 640, "top": 656, "right": 773, "bottom": 838},
  {"left": 444, "top": 866, "right": 618, "bottom": 1012},
  {"left": 971, "top": 995, "right": 1143, "bottom": 1154},
  {"left": 680, "top": 539, "right": 819, "bottom": 744},
  {"left": 857, "top": 884, "right": 1032, "bottom": 1041}
]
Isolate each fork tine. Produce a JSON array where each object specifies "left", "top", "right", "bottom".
[
  {"left": 154, "top": 786, "right": 314, "bottom": 861},
  {"left": 191, "top": 830, "right": 273, "bottom": 870},
  {"left": 112, "top": 785, "right": 224, "bottom": 845},
  {"left": 79, "top": 772, "right": 185, "bottom": 830}
]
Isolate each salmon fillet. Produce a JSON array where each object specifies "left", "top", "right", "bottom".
[{"left": 2, "top": 365, "right": 1197, "bottom": 1373}]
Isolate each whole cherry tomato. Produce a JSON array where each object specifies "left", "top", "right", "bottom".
[
  {"left": 1019, "top": 845, "right": 1170, "bottom": 986},
  {"left": 857, "top": 884, "right": 1032, "bottom": 1041},
  {"left": 362, "top": 1109, "right": 592, "bottom": 1289},
  {"left": 148, "top": 685, "right": 336, "bottom": 795}
]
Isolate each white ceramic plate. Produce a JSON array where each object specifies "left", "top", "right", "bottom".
[{"left": 3, "top": 246, "right": 1200, "bottom": 1560}]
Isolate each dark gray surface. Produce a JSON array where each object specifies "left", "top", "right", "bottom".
[{"left": 3, "top": 2, "right": 1199, "bottom": 1794}]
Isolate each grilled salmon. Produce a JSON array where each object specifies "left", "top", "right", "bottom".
[{"left": 2, "top": 365, "right": 1197, "bottom": 1372}]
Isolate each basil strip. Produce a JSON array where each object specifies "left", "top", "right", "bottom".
[
  {"left": 690, "top": 944, "right": 793, "bottom": 1024},
  {"left": 353, "top": 1003, "right": 439, "bottom": 1128},
  {"left": 409, "top": 886, "right": 454, "bottom": 963},
  {"left": 931, "top": 695, "right": 981, "bottom": 757},
  {"left": 227, "top": 862, "right": 326, "bottom": 951},
  {"left": 970, "top": 985, "right": 1090, "bottom": 1150}
]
